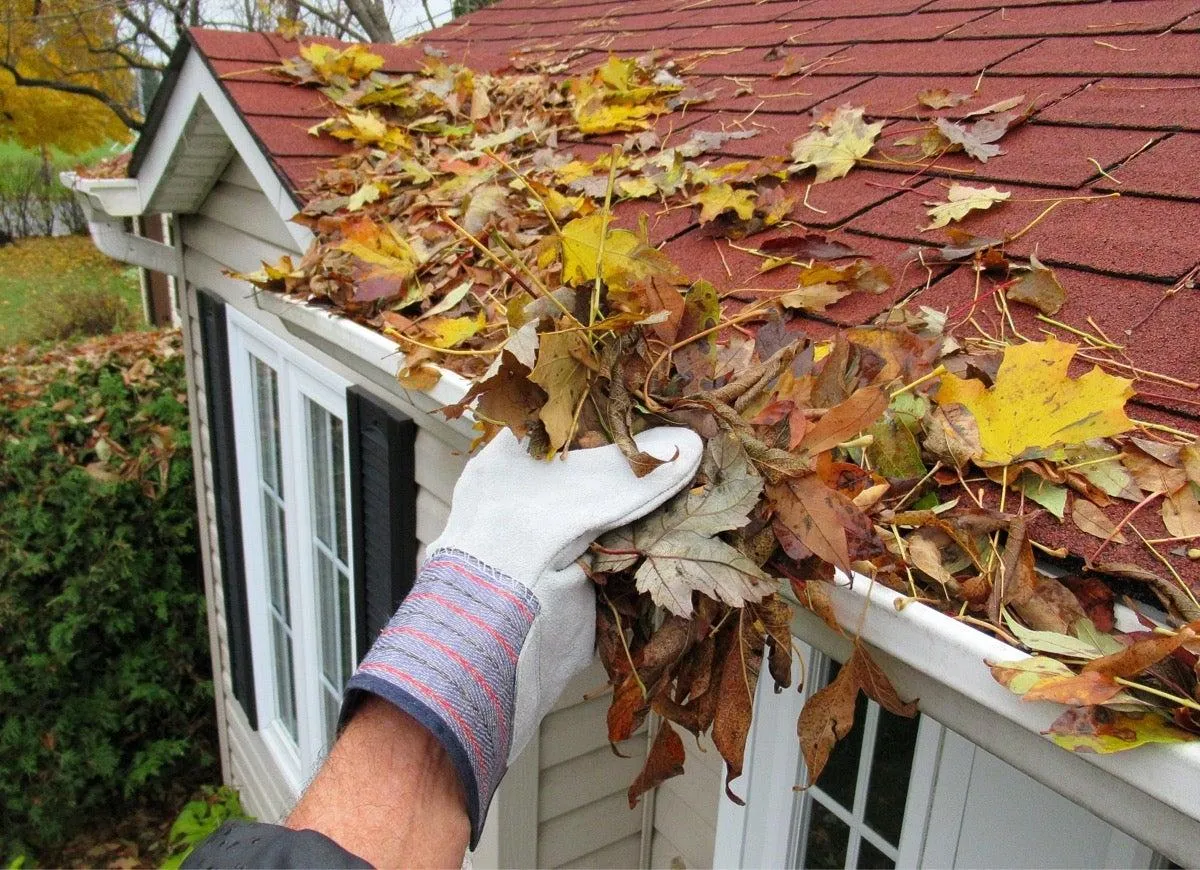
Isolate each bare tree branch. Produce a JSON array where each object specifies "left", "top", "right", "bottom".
[{"left": 343, "top": 0, "right": 393, "bottom": 41}]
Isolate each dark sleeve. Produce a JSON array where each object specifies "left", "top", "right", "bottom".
[{"left": 182, "top": 820, "right": 372, "bottom": 869}]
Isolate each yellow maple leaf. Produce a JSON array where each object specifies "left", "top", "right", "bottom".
[
  {"left": 934, "top": 338, "right": 1135, "bottom": 466},
  {"left": 300, "top": 43, "right": 383, "bottom": 83},
  {"left": 692, "top": 184, "right": 757, "bottom": 224},
  {"left": 423, "top": 312, "right": 487, "bottom": 349},
  {"left": 924, "top": 183, "right": 1010, "bottom": 230},
  {"left": 558, "top": 214, "right": 677, "bottom": 289},
  {"left": 790, "top": 106, "right": 883, "bottom": 183}
]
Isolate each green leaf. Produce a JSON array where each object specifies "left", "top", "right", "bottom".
[
  {"left": 1003, "top": 613, "right": 1105, "bottom": 658},
  {"left": 1014, "top": 472, "right": 1068, "bottom": 519}
]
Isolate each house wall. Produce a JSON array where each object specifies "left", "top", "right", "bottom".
[{"left": 177, "top": 154, "right": 661, "bottom": 867}]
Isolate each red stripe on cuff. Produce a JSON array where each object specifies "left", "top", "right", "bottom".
[{"left": 404, "top": 592, "right": 520, "bottom": 662}]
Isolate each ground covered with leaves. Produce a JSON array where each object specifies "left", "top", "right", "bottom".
[
  {"left": 237, "top": 41, "right": 1200, "bottom": 804},
  {"left": 0, "top": 234, "right": 142, "bottom": 347}
]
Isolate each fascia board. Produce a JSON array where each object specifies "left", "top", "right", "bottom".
[
  {"left": 133, "top": 50, "right": 312, "bottom": 254},
  {"left": 802, "top": 573, "right": 1200, "bottom": 865}
]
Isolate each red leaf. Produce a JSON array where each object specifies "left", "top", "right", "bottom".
[{"left": 628, "top": 721, "right": 687, "bottom": 807}]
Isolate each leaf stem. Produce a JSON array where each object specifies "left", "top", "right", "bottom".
[
  {"left": 890, "top": 364, "right": 947, "bottom": 398},
  {"left": 603, "top": 592, "right": 647, "bottom": 700},
  {"left": 1112, "top": 677, "right": 1200, "bottom": 712}
]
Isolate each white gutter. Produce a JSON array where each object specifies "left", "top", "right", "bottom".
[
  {"left": 804, "top": 574, "right": 1200, "bottom": 865},
  {"left": 61, "top": 172, "right": 183, "bottom": 277}
]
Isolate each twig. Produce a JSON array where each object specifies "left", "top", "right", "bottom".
[
  {"left": 1087, "top": 490, "right": 1164, "bottom": 565},
  {"left": 603, "top": 592, "right": 647, "bottom": 699}
]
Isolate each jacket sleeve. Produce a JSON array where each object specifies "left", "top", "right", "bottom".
[{"left": 181, "top": 820, "right": 372, "bottom": 869}]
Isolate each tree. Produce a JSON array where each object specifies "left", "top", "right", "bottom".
[
  {"left": 0, "top": 2, "right": 136, "bottom": 151},
  {"left": 0, "top": 0, "right": 410, "bottom": 145}
]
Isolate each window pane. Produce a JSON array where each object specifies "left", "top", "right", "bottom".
[
  {"left": 309, "top": 401, "right": 332, "bottom": 548},
  {"left": 338, "top": 567, "right": 354, "bottom": 683},
  {"left": 266, "top": 500, "right": 290, "bottom": 621},
  {"left": 857, "top": 839, "right": 895, "bottom": 869},
  {"left": 800, "top": 801, "right": 850, "bottom": 870},
  {"left": 815, "top": 662, "right": 868, "bottom": 810},
  {"left": 322, "top": 686, "right": 340, "bottom": 746},
  {"left": 864, "top": 706, "right": 921, "bottom": 845},
  {"left": 331, "top": 415, "right": 347, "bottom": 561},
  {"left": 317, "top": 553, "right": 340, "bottom": 686},
  {"left": 252, "top": 358, "right": 283, "bottom": 495},
  {"left": 272, "top": 616, "right": 298, "bottom": 742}
]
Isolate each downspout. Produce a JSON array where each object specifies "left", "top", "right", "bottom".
[{"left": 60, "top": 172, "right": 184, "bottom": 279}]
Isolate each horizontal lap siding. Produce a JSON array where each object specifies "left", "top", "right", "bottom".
[
  {"left": 537, "top": 660, "right": 649, "bottom": 867},
  {"left": 651, "top": 735, "right": 721, "bottom": 869}
]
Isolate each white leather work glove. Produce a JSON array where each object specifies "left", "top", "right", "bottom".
[{"left": 341, "top": 426, "right": 703, "bottom": 847}]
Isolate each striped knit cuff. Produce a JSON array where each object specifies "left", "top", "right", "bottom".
[{"left": 340, "top": 548, "right": 539, "bottom": 848}]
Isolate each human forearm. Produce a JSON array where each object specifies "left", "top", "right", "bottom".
[{"left": 286, "top": 697, "right": 470, "bottom": 868}]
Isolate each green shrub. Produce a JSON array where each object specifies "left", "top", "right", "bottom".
[
  {"left": 161, "top": 786, "right": 254, "bottom": 870},
  {"left": 24, "top": 283, "right": 140, "bottom": 344},
  {"left": 0, "top": 330, "right": 212, "bottom": 859}
]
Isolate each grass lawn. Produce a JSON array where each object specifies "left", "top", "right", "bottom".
[{"left": 0, "top": 235, "right": 142, "bottom": 347}]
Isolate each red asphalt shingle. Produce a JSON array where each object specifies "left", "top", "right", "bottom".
[
  {"left": 181, "top": 0, "right": 1199, "bottom": 439},
  {"left": 1096, "top": 132, "right": 1200, "bottom": 199}
]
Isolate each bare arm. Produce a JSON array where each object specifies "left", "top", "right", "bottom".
[{"left": 286, "top": 697, "right": 470, "bottom": 868}]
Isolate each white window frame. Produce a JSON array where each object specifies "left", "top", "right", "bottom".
[
  {"left": 227, "top": 308, "right": 355, "bottom": 791},
  {"left": 714, "top": 639, "right": 1157, "bottom": 869},
  {"left": 714, "top": 640, "right": 942, "bottom": 869}
]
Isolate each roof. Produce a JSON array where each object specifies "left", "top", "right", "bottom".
[{"left": 175, "top": 3, "right": 1200, "bottom": 582}]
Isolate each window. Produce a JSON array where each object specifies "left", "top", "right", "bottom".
[
  {"left": 791, "top": 657, "right": 927, "bottom": 870},
  {"left": 227, "top": 309, "right": 355, "bottom": 788},
  {"left": 714, "top": 638, "right": 1157, "bottom": 869}
]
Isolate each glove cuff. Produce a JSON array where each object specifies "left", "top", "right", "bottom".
[{"left": 340, "top": 548, "right": 539, "bottom": 848}]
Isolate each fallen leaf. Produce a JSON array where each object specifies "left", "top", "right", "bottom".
[
  {"left": 628, "top": 721, "right": 687, "bottom": 807},
  {"left": 1014, "top": 472, "right": 1068, "bottom": 519},
  {"left": 595, "top": 435, "right": 772, "bottom": 616},
  {"left": 779, "top": 283, "right": 853, "bottom": 312},
  {"left": 1022, "top": 669, "right": 1124, "bottom": 706},
  {"left": 712, "top": 619, "right": 763, "bottom": 802},
  {"left": 990, "top": 655, "right": 1078, "bottom": 696},
  {"left": 422, "top": 312, "right": 486, "bottom": 349},
  {"left": 1083, "top": 625, "right": 1197, "bottom": 679},
  {"left": 799, "top": 642, "right": 916, "bottom": 786},
  {"left": 528, "top": 328, "right": 594, "bottom": 452},
  {"left": 768, "top": 473, "right": 875, "bottom": 573},
  {"left": 559, "top": 214, "right": 676, "bottom": 289},
  {"left": 916, "top": 88, "right": 972, "bottom": 109},
  {"left": 934, "top": 338, "right": 1135, "bottom": 466},
  {"left": 1007, "top": 255, "right": 1067, "bottom": 316},
  {"left": 693, "top": 184, "right": 758, "bottom": 224},
  {"left": 798, "top": 386, "right": 888, "bottom": 455},
  {"left": 1072, "top": 499, "right": 1127, "bottom": 544},
  {"left": 791, "top": 106, "right": 883, "bottom": 183},
  {"left": 1046, "top": 706, "right": 1194, "bottom": 754},
  {"left": 933, "top": 110, "right": 1021, "bottom": 162},
  {"left": 1163, "top": 486, "right": 1200, "bottom": 539},
  {"left": 924, "top": 183, "right": 1010, "bottom": 230},
  {"left": 759, "top": 233, "right": 859, "bottom": 260}
]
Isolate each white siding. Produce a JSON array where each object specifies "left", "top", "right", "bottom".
[
  {"left": 650, "top": 734, "right": 721, "bottom": 869},
  {"left": 537, "top": 660, "right": 650, "bottom": 867}
]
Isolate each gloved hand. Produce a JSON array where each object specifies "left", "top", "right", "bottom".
[{"left": 341, "top": 426, "right": 703, "bottom": 847}]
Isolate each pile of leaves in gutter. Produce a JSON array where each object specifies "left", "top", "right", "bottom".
[{"left": 239, "top": 42, "right": 1200, "bottom": 802}]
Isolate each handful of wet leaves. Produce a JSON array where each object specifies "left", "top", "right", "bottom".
[{"left": 237, "top": 41, "right": 1200, "bottom": 805}]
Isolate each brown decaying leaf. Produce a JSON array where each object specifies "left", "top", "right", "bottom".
[
  {"left": 798, "top": 642, "right": 916, "bottom": 787},
  {"left": 628, "top": 721, "right": 687, "bottom": 807},
  {"left": 767, "top": 474, "right": 864, "bottom": 573},
  {"left": 1083, "top": 624, "right": 1198, "bottom": 680},
  {"left": 712, "top": 616, "right": 763, "bottom": 803},
  {"left": 797, "top": 386, "right": 888, "bottom": 456},
  {"left": 1021, "top": 669, "right": 1123, "bottom": 706},
  {"left": 1072, "top": 499, "right": 1128, "bottom": 544}
]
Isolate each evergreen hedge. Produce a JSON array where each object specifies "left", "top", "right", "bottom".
[{"left": 0, "top": 331, "right": 213, "bottom": 858}]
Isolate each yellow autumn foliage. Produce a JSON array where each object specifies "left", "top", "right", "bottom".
[{"left": 0, "top": 1, "right": 135, "bottom": 151}]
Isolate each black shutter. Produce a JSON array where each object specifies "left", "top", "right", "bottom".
[
  {"left": 196, "top": 290, "right": 257, "bottom": 728},
  {"left": 347, "top": 388, "right": 418, "bottom": 661}
]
